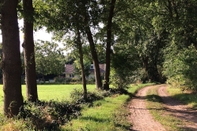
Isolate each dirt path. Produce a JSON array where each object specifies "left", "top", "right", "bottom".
[
  {"left": 158, "top": 85, "right": 197, "bottom": 131},
  {"left": 128, "top": 85, "right": 197, "bottom": 131},
  {"left": 128, "top": 85, "right": 166, "bottom": 131}
]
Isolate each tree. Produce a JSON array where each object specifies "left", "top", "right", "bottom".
[
  {"left": 23, "top": 0, "right": 38, "bottom": 102},
  {"left": 35, "top": 41, "right": 65, "bottom": 80},
  {"left": 103, "top": 0, "right": 116, "bottom": 90},
  {"left": 34, "top": 0, "right": 103, "bottom": 89},
  {"left": 111, "top": 42, "right": 140, "bottom": 89},
  {"left": 76, "top": 29, "right": 87, "bottom": 99},
  {"left": 1, "top": 0, "right": 23, "bottom": 116},
  {"left": 112, "top": 0, "right": 168, "bottom": 83},
  {"left": 84, "top": 15, "right": 103, "bottom": 89}
]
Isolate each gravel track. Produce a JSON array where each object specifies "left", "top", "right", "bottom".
[{"left": 128, "top": 85, "right": 197, "bottom": 131}]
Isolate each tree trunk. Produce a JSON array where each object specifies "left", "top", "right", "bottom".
[
  {"left": 104, "top": 0, "right": 116, "bottom": 90},
  {"left": 85, "top": 27, "right": 102, "bottom": 89},
  {"left": 76, "top": 29, "right": 87, "bottom": 100},
  {"left": 1, "top": 0, "right": 23, "bottom": 117},
  {"left": 23, "top": 0, "right": 38, "bottom": 102},
  {"left": 83, "top": 11, "right": 102, "bottom": 89}
]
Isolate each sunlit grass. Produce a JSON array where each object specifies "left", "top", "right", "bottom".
[
  {"left": 0, "top": 84, "right": 96, "bottom": 113},
  {"left": 128, "top": 83, "right": 154, "bottom": 94},
  {"left": 62, "top": 83, "right": 153, "bottom": 131},
  {"left": 62, "top": 94, "right": 130, "bottom": 131}
]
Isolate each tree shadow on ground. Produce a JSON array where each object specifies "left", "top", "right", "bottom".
[
  {"left": 171, "top": 93, "right": 197, "bottom": 109},
  {"left": 145, "top": 94, "right": 197, "bottom": 131}
]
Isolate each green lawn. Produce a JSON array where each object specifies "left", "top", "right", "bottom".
[
  {"left": 62, "top": 83, "right": 154, "bottom": 131},
  {"left": 62, "top": 94, "right": 130, "bottom": 131},
  {"left": 0, "top": 84, "right": 96, "bottom": 112}
]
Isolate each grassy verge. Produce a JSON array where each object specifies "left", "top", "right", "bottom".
[
  {"left": 62, "top": 83, "right": 154, "bottom": 131},
  {"left": 146, "top": 86, "right": 182, "bottom": 131},
  {"left": 167, "top": 86, "right": 197, "bottom": 109},
  {"left": 128, "top": 83, "right": 154, "bottom": 94},
  {"left": 62, "top": 94, "right": 130, "bottom": 131}
]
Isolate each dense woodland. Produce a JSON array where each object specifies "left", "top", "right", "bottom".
[{"left": 0, "top": 0, "right": 197, "bottom": 123}]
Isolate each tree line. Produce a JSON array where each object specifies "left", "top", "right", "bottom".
[{"left": 1, "top": 0, "right": 197, "bottom": 117}]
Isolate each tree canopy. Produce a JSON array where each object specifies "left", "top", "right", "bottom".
[{"left": 35, "top": 40, "right": 65, "bottom": 77}]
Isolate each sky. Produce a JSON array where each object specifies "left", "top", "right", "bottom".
[
  {"left": 0, "top": 19, "right": 66, "bottom": 52},
  {"left": 0, "top": 19, "right": 52, "bottom": 43},
  {"left": 19, "top": 19, "right": 53, "bottom": 46}
]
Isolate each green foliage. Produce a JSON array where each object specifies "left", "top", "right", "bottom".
[
  {"left": 70, "top": 88, "right": 111, "bottom": 104},
  {"left": 54, "top": 76, "right": 66, "bottom": 84},
  {"left": 35, "top": 40, "right": 65, "bottom": 76},
  {"left": 18, "top": 100, "right": 81, "bottom": 130},
  {"left": 163, "top": 45, "right": 197, "bottom": 90},
  {"left": 110, "top": 43, "right": 140, "bottom": 89},
  {"left": 64, "top": 92, "right": 131, "bottom": 131},
  {"left": 0, "top": 84, "right": 151, "bottom": 130},
  {"left": 73, "top": 56, "right": 91, "bottom": 77}
]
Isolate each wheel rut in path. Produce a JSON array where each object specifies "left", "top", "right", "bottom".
[
  {"left": 158, "top": 85, "right": 197, "bottom": 131},
  {"left": 128, "top": 85, "right": 166, "bottom": 131},
  {"left": 128, "top": 85, "right": 197, "bottom": 131}
]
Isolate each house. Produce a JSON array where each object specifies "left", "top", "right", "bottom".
[
  {"left": 89, "top": 64, "right": 106, "bottom": 79},
  {"left": 65, "top": 64, "right": 106, "bottom": 79},
  {"left": 65, "top": 64, "right": 75, "bottom": 78}
]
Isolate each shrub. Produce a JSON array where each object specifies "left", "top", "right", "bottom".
[
  {"left": 54, "top": 77, "right": 66, "bottom": 83},
  {"left": 18, "top": 100, "right": 81, "bottom": 130},
  {"left": 110, "top": 43, "right": 140, "bottom": 89},
  {"left": 163, "top": 44, "right": 197, "bottom": 90}
]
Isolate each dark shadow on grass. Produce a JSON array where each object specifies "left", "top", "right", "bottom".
[
  {"left": 80, "top": 116, "right": 110, "bottom": 123},
  {"left": 171, "top": 93, "right": 197, "bottom": 109},
  {"left": 114, "top": 123, "right": 133, "bottom": 131},
  {"left": 145, "top": 93, "right": 197, "bottom": 130},
  {"left": 159, "top": 94, "right": 197, "bottom": 129}
]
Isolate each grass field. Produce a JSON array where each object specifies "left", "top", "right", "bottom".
[{"left": 0, "top": 84, "right": 96, "bottom": 113}]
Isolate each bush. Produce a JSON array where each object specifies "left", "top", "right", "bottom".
[
  {"left": 54, "top": 77, "right": 66, "bottom": 83},
  {"left": 69, "top": 88, "right": 112, "bottom": 104},
  {"left": 163, "top": 44, "right": 197, "bottom": 90},
  {"left": 18, "top": 100, "right": 81, "bottom": 130}
]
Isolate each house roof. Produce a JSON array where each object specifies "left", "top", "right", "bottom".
[
  {"left": 65, "top": 64, "right": 74, "bottom": 74},
  {"left": 65, "top": 64, "right": 106, "bottom": 74}
]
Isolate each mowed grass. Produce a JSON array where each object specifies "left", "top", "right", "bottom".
[
  {"left": 62, "top": 83, "right": 154, "bottom": 131},
  {"left": 62, "top": 94, "right": 130, "bottom": 131},
  {"left": 0, "top": 84, "right": 96, "bottom": 113}
]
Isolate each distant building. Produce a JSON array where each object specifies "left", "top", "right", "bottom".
[
  {"left": 65, "top": 64, "right": 106, "bottom": 79},
  {"left": 65, "top": 64, "right": 75, "bottom": 78},
  {"left": 89, "top": 64, "right": 106, "bottom": 79}
]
